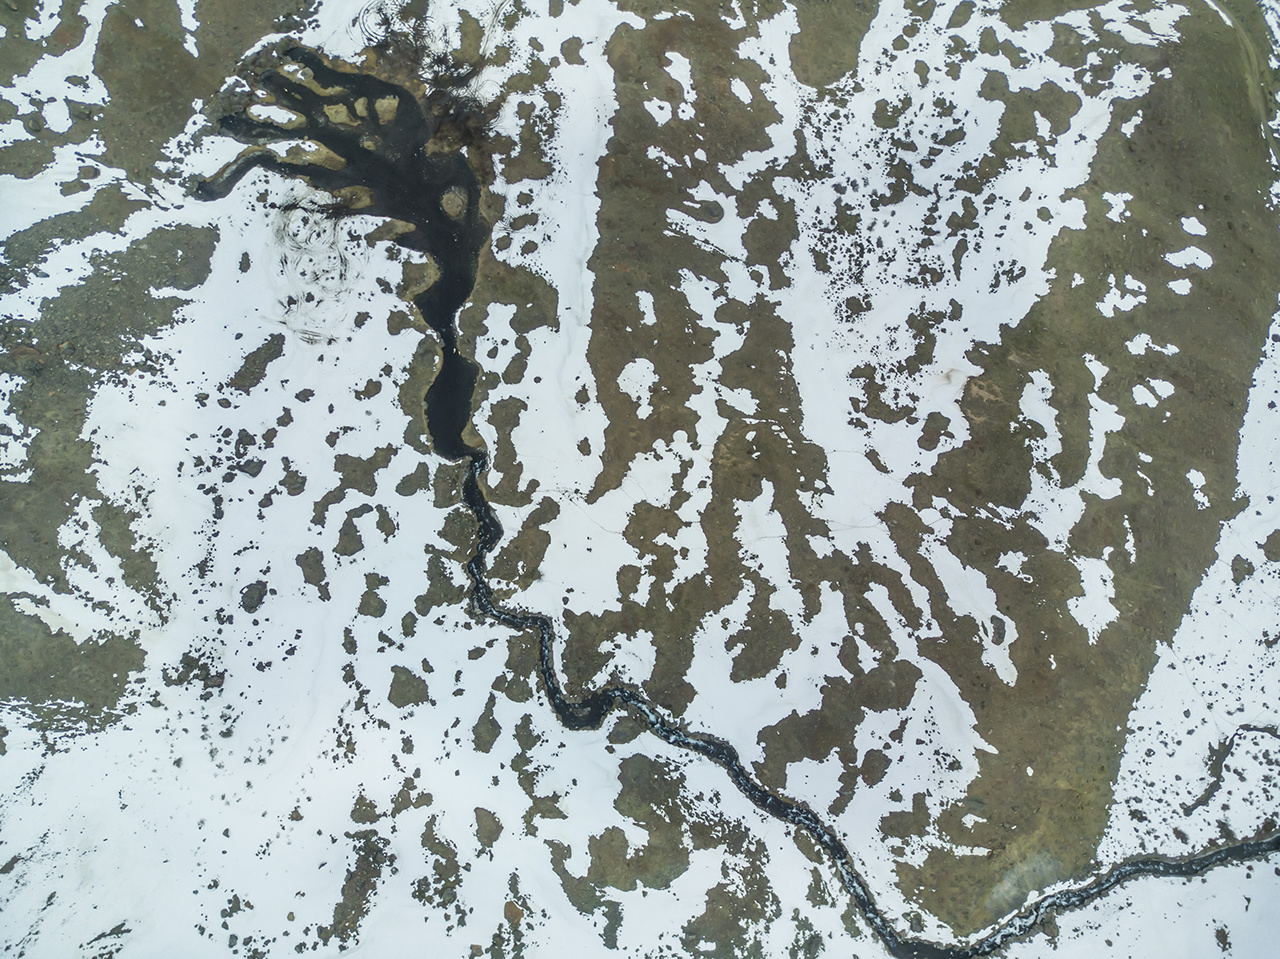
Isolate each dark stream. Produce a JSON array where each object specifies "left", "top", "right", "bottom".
[{"left": 198, "top": 48, "right": 1280, "bottom": 958}]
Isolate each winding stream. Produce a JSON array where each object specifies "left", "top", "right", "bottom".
[{"left": 199, "top": 46, "right": 1280, "bottom": 959}]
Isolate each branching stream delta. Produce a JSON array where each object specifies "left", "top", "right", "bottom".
[{"left": 196, "top": 43, "right": 1280, "bottom": 959}]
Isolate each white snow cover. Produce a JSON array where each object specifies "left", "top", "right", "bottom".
[{"left": 0, "top": 0, "right": 1276, "bottom": 956}]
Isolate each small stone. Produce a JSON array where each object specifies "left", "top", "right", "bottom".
[
  {"left": 441, "top": 190, "right": 467, "bottom": 218},
  {"left": 239, "top": 581, "right": 268, "bottom": 613}
]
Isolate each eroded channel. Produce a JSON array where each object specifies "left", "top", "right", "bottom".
[{"left": 197, "top": 40, "right": 1280, "bottom": 959}]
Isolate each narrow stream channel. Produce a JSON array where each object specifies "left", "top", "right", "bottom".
[{"left": 198, "top": 46, "right": 1280, "bottom": 959}]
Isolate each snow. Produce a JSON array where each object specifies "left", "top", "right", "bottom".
[{"left": 0, "top": 0, "right": 1276, "bottom": 955}]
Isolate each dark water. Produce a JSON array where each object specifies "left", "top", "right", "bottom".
[{"left": 198, "top": 46, "right": 1280, "bottom": 959}]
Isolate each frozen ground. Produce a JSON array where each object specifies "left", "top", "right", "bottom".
[{"left": 1, "top": 0, "right": 1279, "bottom": 956}]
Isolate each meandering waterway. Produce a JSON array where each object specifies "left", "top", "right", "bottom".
[{"left": 198, "top": 43, "right": 1280, "bottom": 959}]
